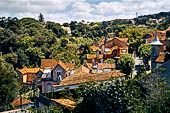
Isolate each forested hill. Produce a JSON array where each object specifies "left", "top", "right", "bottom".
[{"left": 0, "top": 11, "right": 170, "bottom": 69}]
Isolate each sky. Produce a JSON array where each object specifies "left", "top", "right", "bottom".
[{"left": 0, "top": 0, "right": 170, "bottom": 23}]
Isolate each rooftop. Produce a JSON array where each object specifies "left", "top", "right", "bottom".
[
  {"left": 51, "top": 99, "right": 75, "bottom": 109},
  {"left": 155, "top": 53, "right": 165, "bottom": 63},
  {"left": 12, "top": 98, "right": 32, "bottom": 107},
  {"left": 53, "top": 70, "right": 125, "bottom": 87},
  {"left": 17, "top": 67, "right": 43, "bottom": 75},
  {"left": 41, "top": 59, "right": 74, "bottom": 71},
  {"left": 87, "top": 54, "right": 103, "bottom": 59},
  {"left": 86, "top": 63, "right": 115, "bottom": 70},
  {"left": 74, "top": 65, "right": 90, "bottom": 74},
  {"left": 151, "top": 35, "right": 163, "bottom": 46}
]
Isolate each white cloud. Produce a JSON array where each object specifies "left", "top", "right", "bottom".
[{"left": 0, "top": 0, "right": 170, "bottom": 23}]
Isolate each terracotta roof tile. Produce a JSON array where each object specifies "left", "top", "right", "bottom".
[
  {"left": 56, "top": 60, "right": 67, "bottom": 70},
  {"left": 41, "top": 59, "right": 74, "bottom": 71},
  {"left": 12, "top": 98, "right": 32, "bottom": 107},
  {"left": 145, "top": 31, "right": 166, "bottom": 41},
  {"left": 51, "top": 99, "right": 75, "bottom": 109},
  {"left": 18, "top": 67, "right": 43, "bottom": 75},
  {"left": 86, "top": 63, "right": 115, "bottom": 70},
  {"left": 65, "top": 63, "right": 75, "bottom": 71},
  {"left": 87, "top": 54, "right": 103, "bottom": 59},
  {"left": 155, "top": 53, "right": 165, "bottom": 63},
  {"left": 116, "top": 38, "right": 128, "bottom": 43},
  {"left": 166, "top": 26, "right": 170, "bottom": 31},
  {"left": 53, "top": 70, "right": 125, "bottom": 87},
  {"left": 90, "top": 45, "right": 101, "bottom": 51},
  {"left": 41, "top": 59, "right": 58, "bottom": 68},
  {"left": 74, "top": 65, "right": 90, "bottom": 74}
]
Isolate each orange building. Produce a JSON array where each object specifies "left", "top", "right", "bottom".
[
  {"left": 17, "top": 67, "right": 44, "bottom": 84},
  {"left": 87, "top": 37, "right": 128, "bottom": 63}
]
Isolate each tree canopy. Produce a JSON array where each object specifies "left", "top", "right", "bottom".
[
  {"left": 118, "top": 54, "right": 135, "bottom": 77},
  {"left": 0, "top": 59, "right": 20, "bottom": 111}
]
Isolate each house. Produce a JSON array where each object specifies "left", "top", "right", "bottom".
[
  {"left": 17, "top": 67, "right": 44, "bottom": 84},
  {"left": 53, "top": 70, "right": 125, "bottom": 92},
  {"left": 85, "top": 63, "right": 115, "bottom": 73},
  {"left": 41, "top": 59, "right": 75, "bottom": 93},
  {"left": 87, "top": 37, "right": 128, "bottom": 63},
  {"left": 143, "top": 31, "right": 166, "bottom": 44},
  {"left": 143, "top": 26, "right": 170, "bottom": 44},
  {"left": 51, "top": 99, "right": 76, "bottom": 110},
  {"left": 37, "top": 94, "right": 75, "bottom": 111},
  {"left": 151, "top": 35, "right": 170, "bottom": 70},
  {"left": 12, "top": 98, "right": 33, "bottom": 109}
]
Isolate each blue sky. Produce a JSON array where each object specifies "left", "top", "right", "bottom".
[{"left": 0, "top": 0, "right": 170, "bottom": 23}]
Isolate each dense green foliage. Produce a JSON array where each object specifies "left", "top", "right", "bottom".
[
  {"left": 73, "top": 67, "right": 170, "bottom": 113},
  {"left": 1, "top": 12, "right": 167, "bottom": 69},
  {"left": 119, "top": 26, "right": 155, "bottom": 53},
  {"left": 138, "top": 44, "right": 152, "bottom": 70},
  {"left": 0, "top": 11, "right": 170, "bottom": 112},
  {"left": 118, "top": 54, "right": 135, "bottom": 77},
  {"left": 73, "top": 79, "right": 146, "bottom": 113},
  {"left": 0, "top": 59, "right": 20, "bottom": 111}
]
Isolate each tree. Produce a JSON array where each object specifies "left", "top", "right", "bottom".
[
  {"left": 38, "top": 13, "right": 44, "bottom": 23},
  {"left": 0, "top": 59, "right": 20, "bottom": 111},
  {"left": 138, "top": 44, "right": 152, "bottom": 70},
  {"left": 73, "top": 79, "right": 146, "bottom": 113},
  {"left": 16, "top": 48, "right": 29, "bottom": 68},
  {"left": 118, "top": 54, "right": 135, "bottom": 78},
  {"left": 104, "top": 58, "right": 115, "bottom": 64},
  {"left": 119, "top": 26, "right": 155, "bottom": 53},
  {"left": 3, "top": 53, "right": 18, "bottom": 68}
]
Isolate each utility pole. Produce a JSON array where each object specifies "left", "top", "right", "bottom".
[
  {"left": 136, "top": 12, "right": 138, "bottom": 18},
  {"left": 32, "top": 77, "right": 36, "bottom": 109},
  {"left": 20, "top": 91, "right": 22, "bottom": 109}
]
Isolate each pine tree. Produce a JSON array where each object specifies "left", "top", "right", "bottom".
[{"left": 38, "top": 13, "right": 44, "bottom": 22}]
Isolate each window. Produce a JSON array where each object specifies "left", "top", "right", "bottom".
[
  {"left": 47, "top": 83, "right": 52, "bottom": 92},
  {"left": 121, "top": 50, "right": 127, "bottom": 53},
  {"left": 57, "top": 72, "right": 61, "bottom": 77}
]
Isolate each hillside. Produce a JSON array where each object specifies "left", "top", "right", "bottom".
[{"left": 0, "top": 11, "right": 170, "bottom": 69}]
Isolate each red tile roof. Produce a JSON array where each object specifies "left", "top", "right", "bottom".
[
  {"left": 41, "top": 59, "right": 58, "bottom": 68},
  {"left": 145, "top": 31, "right": 166, "bottom": 41},
  {"left": 86, "top": 63, "right": 115, "bottom": 70},
  {"left": 12, "top": 98, "right": 32, "bottom": 107},
  {"left": 166, "top": 26, "right": 170, "bottom": 31},
  {"left": 65, "top": 63, "right": 75, "bottom": 71},
  {"left": 87, "top": 54, "right": 103, "bottom": 59},
  {"left": 90, "top": 45, "right": 101, "bottom": 51},
  {"left": 41, "top": 59, "right": 74, "bottom": 71},
  {"left": 74, "top": 65, "right": 90, "bottom": 74},
  {"left": 155, "top": 53, "right": 165, "bottom": 63},
  {"left": 18, "top": 67, "right": 43, "bottom": 75},
  {"left": 51, "top": 99, "right": 75, "bottom": 109},
  {"left": 116, "top": 38, "right": 128, "bottom": 43},
  {"left": 53, "top": 71, "right": 125, "bottom": 87}
]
